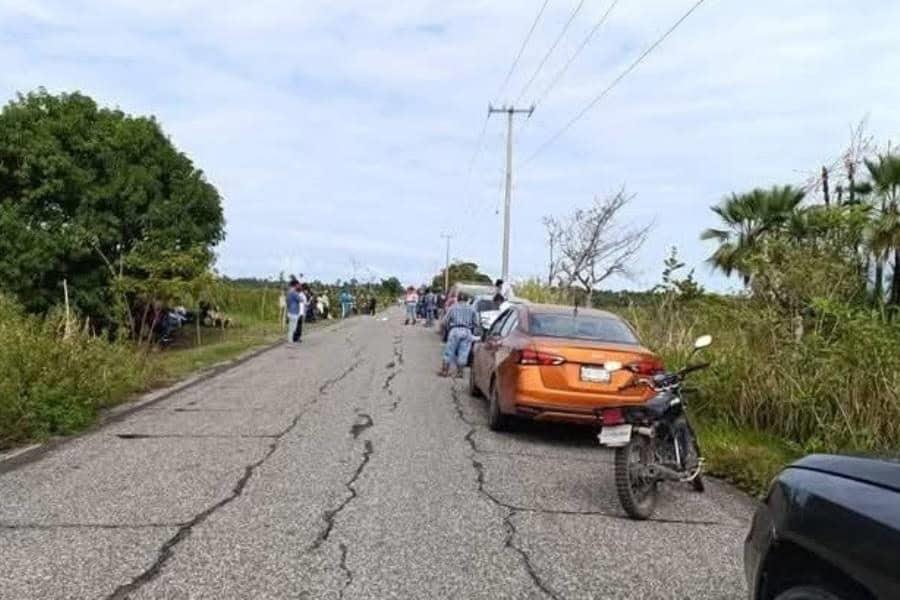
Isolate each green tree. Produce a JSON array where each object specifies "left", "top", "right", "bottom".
[
  {"left": 701, "top": 185, "right": 805, "bottom": 281},
  {"left": 863, "top": 153, "right": 900, "bottom": 305},
  {"left": 379, "top": 277, "right": 403, "bottom": 297},
  {"left": 431, "top": 261, "right": 492, "bottom": 291},
  {"left": 0, "top": 89, "right": 224, "bottom": 326}
]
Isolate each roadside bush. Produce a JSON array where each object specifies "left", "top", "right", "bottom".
[
  {"left": 0, "top": 294, "right": 152, "bottom": 449},
  {"left": 623, "top": 296, "right": 900, "bottom": 453}
]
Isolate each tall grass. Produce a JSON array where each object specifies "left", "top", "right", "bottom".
[
  {"left": 625, "top": 296, "right": 900, "bottom": 453},
  {"left": 517, "top": 283, "right": 900, "bottom": 455},
  {"left": 0, "top": 294, "right": 153, "bottom": 449}
]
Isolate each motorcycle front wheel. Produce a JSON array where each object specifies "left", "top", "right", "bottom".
[{"left": 614, "top": 434, "right": 658, "bottom": 520}]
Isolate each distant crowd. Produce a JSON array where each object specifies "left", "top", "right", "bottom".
[{"left": 283, "top": 275, "right": 379, "bottom": 344}]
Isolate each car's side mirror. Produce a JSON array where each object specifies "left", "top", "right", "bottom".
[{"left": 694, "top": 335, "right": 712, "bottom": 350}]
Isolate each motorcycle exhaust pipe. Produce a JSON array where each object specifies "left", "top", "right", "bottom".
[{"left": 646, "top": 464, "right": 684, "bottom": 482}]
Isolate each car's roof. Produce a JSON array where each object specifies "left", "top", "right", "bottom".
[{"left": 523, "top": 303, "right": 625, "bottom": 320}]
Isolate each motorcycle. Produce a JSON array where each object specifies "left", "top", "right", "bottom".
[{"left": 597, "top": 335, "right": 712, "bottom": 520}]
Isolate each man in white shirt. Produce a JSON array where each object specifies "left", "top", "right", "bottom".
[{"left": 293, "top": 284, "right": 309, "bottom": 343}]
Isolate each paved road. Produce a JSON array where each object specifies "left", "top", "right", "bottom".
[{"left": 0, "top": 308, "right": 754, "bottom": 599}]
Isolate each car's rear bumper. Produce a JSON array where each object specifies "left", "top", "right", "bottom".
[{"left": 510, "top": 370, "right": 649, "bottom": 424}]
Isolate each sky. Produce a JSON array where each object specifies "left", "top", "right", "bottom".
[{"left": 2, "top": 0, "right": 899, "bottom": 290}]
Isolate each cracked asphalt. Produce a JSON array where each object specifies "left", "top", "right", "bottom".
[{"left": 0, "top": 308, "right": 755, "bottom": 599}]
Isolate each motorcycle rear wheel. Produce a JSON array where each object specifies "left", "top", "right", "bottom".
[{"left": 614, "top": 435, "right": 658, "bottom": 520}]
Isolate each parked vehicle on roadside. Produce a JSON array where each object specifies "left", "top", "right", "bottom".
[
  {"left": 744, "top": 454, "right": 900, "bottom": 600},
  {"left": 597, "top": 335, "right": 712, "bottom": 519},
  {"left": 467, "top": 303, "right": 663, "bottom": 430},
  {"left": 470, "top": 294, "right": 525, "bottom": 330}
]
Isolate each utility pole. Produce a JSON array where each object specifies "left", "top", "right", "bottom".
[
  {"left": 488, "top": 104, "right": 534, "bottom": 282},
  {"left": 441, "top": 233, "right": 453, "bottom": 292}
]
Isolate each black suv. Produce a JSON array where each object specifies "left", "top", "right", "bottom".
[{"left": 745, "top": 454, "right": 900, "bottom": 599}]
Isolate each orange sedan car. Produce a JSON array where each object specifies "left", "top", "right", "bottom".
[{"left": 468, "top": 303, "right": 662, "bottom": 430}]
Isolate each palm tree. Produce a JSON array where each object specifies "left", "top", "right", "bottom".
[
  {"left": 701, "top": 185, "right": 805, "bottom": 281},
  {"left": 863, "top": 153, "right": 900, "bottom": 305}
]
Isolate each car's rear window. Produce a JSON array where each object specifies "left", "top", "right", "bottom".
[{"left": 528, "top": 313, "right": 639, "bottom": 344}]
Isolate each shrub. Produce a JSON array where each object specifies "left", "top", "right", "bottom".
[
  {"left": 623, "top": 296, "right": 900, "bottom": 453},
  {"left": 0, "top": 294, "right": 152, "bottom": 449}
]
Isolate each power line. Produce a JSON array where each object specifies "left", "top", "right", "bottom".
[
  {"left": 533, "top": 0, "right": 620, "bottom": 108},
  {"left": 523, "top": 0, "right": 708, "bottom": 166},
  {"left": 496, "top": 0, "right": 552, "bottom": 102},
  {"left": 514, "top": 0, "right": 587, "bottom": 105}
]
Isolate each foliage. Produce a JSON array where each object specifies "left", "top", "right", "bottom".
[
  {"left": 0, "top": 293, "right": 153, "bottom": 449},
  {"left": 623, "top": 296, "right": 900, "bottom": 454},
  {"left": 379, "top": 277, "right": 404, "bottom": 297},
  {"left": 0, "top": 89, "right": 224, "bottom": 326},
  {"left": 654, "top": 247, "right": 704, "bottom": 301},
  {"left": 431, "top": 261, "right": 492, "bottom": 291},
  {"left": 701, "top": 185, "right": 805, "bottom": 280}
]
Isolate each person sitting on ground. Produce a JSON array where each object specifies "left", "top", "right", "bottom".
[{"left": 440, "top": 292, "right": 480, "bottom": 378}]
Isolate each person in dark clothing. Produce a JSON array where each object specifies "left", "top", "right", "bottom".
[{"left": 368, "top": 296, "right": 377, "bottom": 315}]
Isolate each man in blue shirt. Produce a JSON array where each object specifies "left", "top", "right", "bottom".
[
  {"left": 285, "top": 279, "right": 302, "bottom": 344},
  {"left": 440, "top": 293, "right": 480, "bottom": 378}
]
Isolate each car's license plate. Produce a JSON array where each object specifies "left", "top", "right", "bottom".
[
  {"left": 580, "top": 365, "right": 610, "bottom": 383},
  {"left": 599, "top": 424, "right": 632, "bottom": 447}
]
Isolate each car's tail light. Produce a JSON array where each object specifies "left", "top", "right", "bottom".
[
  {"left": 602, "top": 407, "right": 625, "bottom": 425},
  {"left": 518, "top": 348, "right": 565, "bottom": 366},
  {"left": 626, "top": 357, "right": 664, "bottom": 375}
]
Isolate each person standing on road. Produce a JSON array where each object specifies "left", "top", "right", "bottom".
[
  {"left": 423, "top": 287, "right": 437, "bottom": 327},
  {"left": 440, "top": 292, "right": 479, "bottom": 378},
  {"left": 340, "top": 288, "right": 353, "bottom": 319},
  {"left": 404, "top": 286, "right": 419, "bottom": 325},
  {"left": 285, "top": 278, "right": 302, "bottom": 344},
  {"left": 293, "top": 284, "right": 309, "bottom": 343}
]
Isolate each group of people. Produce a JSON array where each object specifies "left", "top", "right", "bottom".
[
  {"left": 403, "top": 286, "right": 444, "bottom": 326},
  {"left": 401, "top": 278, "right": 508, "bottom": 378},
  {"left": 285, "top": 277, "right": 312, "bottom": 344},
  {"left": 285, "top": 277, "right": 379, "bottom": 344}
]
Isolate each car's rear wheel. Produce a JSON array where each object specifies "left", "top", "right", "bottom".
[
  {"left": 487, "top": 380, "right": 509, "bottom": 431},
  {"left": 614, "top": 435, "right": 658, "bottom": 520},
  {"left": 774, "top": 585, "right": 848, "bottom": 600}
]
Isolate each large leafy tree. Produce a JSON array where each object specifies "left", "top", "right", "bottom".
[
  {"left": 701, "top": 185, "right": 805, "bottom": 281},
  {"left": 431, "top": 261, "right": 492, "bottom": 291},
  {"left": 0, "top": 89, "right": 224, "bottom": 324}
]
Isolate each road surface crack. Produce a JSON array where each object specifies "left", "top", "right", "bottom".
[
  {"left": 309, "top": 439, "right": 374, "bottom": 551},
  {"left": 105, "top": 410, "right": 308, "bottom": 599},
  {"left": 383, "top": 336, "right": 404, "bottom": 411},
  {"left": 338, "top": 542, "right": 352, "bottom": 599},
  {"left": 350, "top": 413, "right": 373, "bottom": 439},
  {"left": 318, "top": 358, "right": 364, "bottom": 397},
  {"left": 450, "top": 387, "right": 562, "bottom": 599}
]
